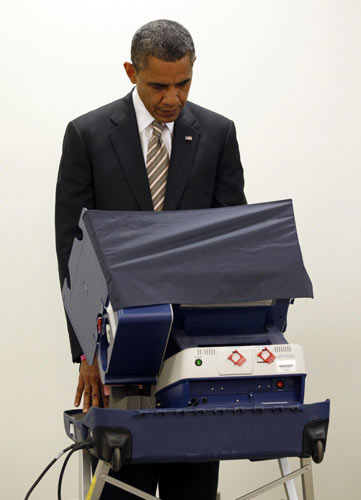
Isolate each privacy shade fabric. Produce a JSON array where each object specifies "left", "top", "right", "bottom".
[{"left": 82, "top": 200, "right": 313, "bottom": 310}]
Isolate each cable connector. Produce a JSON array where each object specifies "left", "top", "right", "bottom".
[{"left": 73, "top": 439, "right": 93, "bottom": 451}]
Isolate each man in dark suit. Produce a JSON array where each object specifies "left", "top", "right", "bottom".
[{"left": 56, "top": 19, "right": 246, "bottom": 500}]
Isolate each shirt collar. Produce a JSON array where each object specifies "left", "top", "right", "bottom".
[{"left": 132, "top": 87, "right": 174, "bottom": 134}]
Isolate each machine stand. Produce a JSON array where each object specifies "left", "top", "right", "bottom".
[{"left": 79, "top": 453, "right": 316, "bottom": 500}]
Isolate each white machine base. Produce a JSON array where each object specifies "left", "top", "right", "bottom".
[{"left": 156, "top": 344, "right": 306, "bottom": 393}]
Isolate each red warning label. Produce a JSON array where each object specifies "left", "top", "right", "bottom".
[
  {"left": 228, "top": 350, "right": 247, "bottom": 367},
  {"left": 257, "top": 347, "right": 276, "bottom": 364}
]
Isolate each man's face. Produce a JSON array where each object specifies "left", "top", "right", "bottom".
[{"left": 124, "top": 55, "right": 193, "bottom": 122}]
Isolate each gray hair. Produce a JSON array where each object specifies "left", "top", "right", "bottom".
[{"left": 131, "top": 19, "right": 195, "bottom": 70}]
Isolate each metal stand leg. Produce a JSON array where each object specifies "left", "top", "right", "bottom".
[
  {"left": 300, "top": 458, "right": 315, "bottom": 500},
  {"left": 79, "top": 449, "right": 92, "bottom": 500},
  {"left": 233, "top": 459, "right": 313, "bottom": 500},
  {"left": 84, "top": 459, "right": 161, "bottom": 500},
  {"left": 101, "top": 474, "right": 162, "bottom": 500},
  {"left": 278, "top": 458, "right": 299, "bottom": 500},
  {"left": 85, "top": 460, "right": 111, "bottom": 500}
]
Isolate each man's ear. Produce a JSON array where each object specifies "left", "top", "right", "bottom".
[{"left": 124, "top": 62, "right": 137, "bottom": 84}]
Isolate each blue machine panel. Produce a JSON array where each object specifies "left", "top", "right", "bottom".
[
  {"left": 64, "top": 401, "right": 329, "bottom": 463},
  {"left": 156, "top": 374, "right": 306, "bottom": 408},
  {"left": 98, "top": 304, "right": 173, "bottom": 385}
]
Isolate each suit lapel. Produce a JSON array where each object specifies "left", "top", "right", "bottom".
[
  {"left": 109, "top": 92, "right": 153, "bottom": 210},
  {"left": 164, "top": 105, "right": 200, "bottom": 210}
]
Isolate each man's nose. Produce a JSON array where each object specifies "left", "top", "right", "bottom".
[{"left": 162, "top": 87, "right": 181, "bottom": 106}]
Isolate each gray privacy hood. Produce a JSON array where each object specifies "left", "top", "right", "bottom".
[{"left": 76, "top": 199, "right": 313, "bottom": 310}]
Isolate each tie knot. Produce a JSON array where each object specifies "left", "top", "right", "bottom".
[{"left": 152, "top": 120, "right": 165, "bottom": 138}]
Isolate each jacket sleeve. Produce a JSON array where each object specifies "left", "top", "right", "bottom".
[
  {"left": 55, "top": 121, "right": 95, "bottom": 362},
  {"left": 212, "top": 120, "right": 247, "bottom": 207}
]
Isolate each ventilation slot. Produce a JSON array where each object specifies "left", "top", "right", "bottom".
[
  {"left": 197, "top": 348, "right": 216, "bottom": 356},
  {"left": 274, "top": 345, "right": 292, "bottom": 353}
]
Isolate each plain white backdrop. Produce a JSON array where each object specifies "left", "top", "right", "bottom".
[{"left": 1, "top": 1, "right": 360, "bottom": 498}]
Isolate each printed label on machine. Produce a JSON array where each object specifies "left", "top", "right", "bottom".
[{"left": 276, "top": 359, "right": 297, "bottom": 373}]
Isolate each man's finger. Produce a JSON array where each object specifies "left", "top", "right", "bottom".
[
  {"left": 91, "top": 385, "right": 101, "bottom": 408},
  {"left": 102, "top": 385, "right": 110, "bottom": 409},
  {"left": 82, "top": 384, "right": 91, "bottom": 414},
  {"left": 74, "top": 379, "right": 85, "bottom": 407}
]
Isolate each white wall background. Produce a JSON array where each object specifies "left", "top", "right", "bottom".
[{"left": 1, "top": 1, "right": 360, "bottom": 498}]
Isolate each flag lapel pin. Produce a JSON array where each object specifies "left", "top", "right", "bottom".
[{"left": 185, "top": 136, "right": 193, "bottom": 141}]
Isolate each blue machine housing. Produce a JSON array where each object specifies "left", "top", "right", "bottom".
[
  {"left": 167, "top": 300, "right": 290, "bottom": 353},
  {"left": 64, "top": 297, "right": 328, "bottom": 466}
]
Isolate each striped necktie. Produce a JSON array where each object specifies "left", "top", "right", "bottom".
[{"left": 146, "top": 120, "right": 169, "bottom": 211}]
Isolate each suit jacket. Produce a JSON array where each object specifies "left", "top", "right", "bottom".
[{"left": 55, "top": 91, "right": 246, "bottom": 361}]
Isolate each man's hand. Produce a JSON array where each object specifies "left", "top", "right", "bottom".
[{"left": 74, "top": 356, "right": 109, "bottom": 413}]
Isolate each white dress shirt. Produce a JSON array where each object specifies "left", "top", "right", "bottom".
[{"left": 132, "top": 87, "right": 174, "bottom": 164}]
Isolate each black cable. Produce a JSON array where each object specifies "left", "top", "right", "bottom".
[
  {"left": 24, "top": 440, "right": 93, "bottom": 500},
  {"left": 58, "top": 441, "right": 93, "bottom": 500},
  {"left": 24, "top": 444, "right": 76, "bottom": 500}
]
